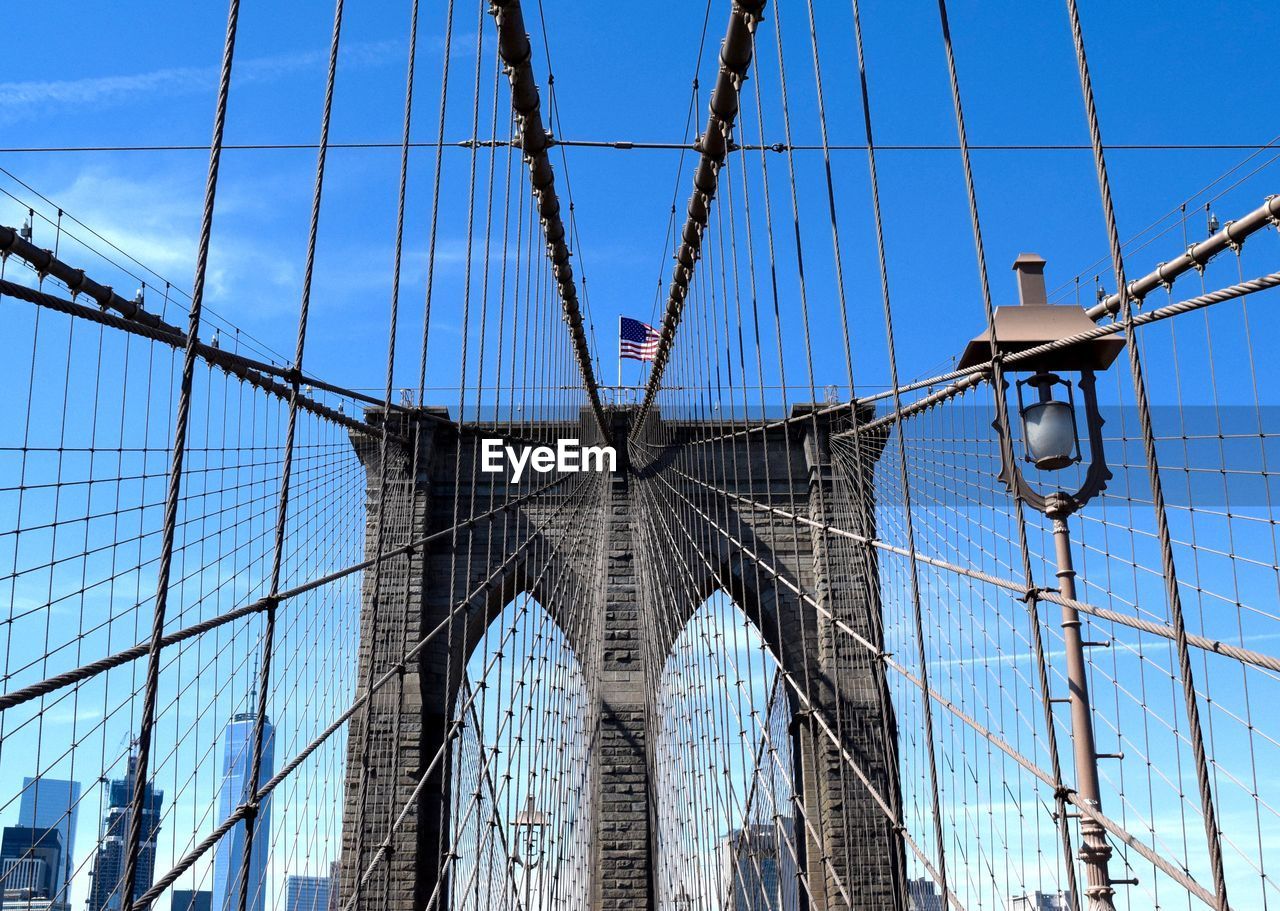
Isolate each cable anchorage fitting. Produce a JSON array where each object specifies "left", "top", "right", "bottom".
[{"left": 1019, "top": 584, "right": 1055, "bottom": 604}]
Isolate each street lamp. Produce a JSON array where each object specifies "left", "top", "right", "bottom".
[
  {"left": 511, "top": 793, "right": 549, "bottom": 910},
  {"left": 1016, "top": 371, "right": 1080, "bottom": 471},
  {"left": 957, "top": 253, "right": 1125, "bottom": 911}
]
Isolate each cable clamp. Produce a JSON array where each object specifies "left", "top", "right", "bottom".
[
  {"left": 1223, "top": 220, "right": 1242, "bottom": 253},
  {"left": 1265, "top": 194, "right": 1280, "bottom": 227},
  {"left": 65, "top": 267, "right": 86, "bottom": 297},
  {"left": 1186, "top": 243, "right": 1208, "bottom": 274},
  {"left": 1019, "top": 585, "right": 1047, "bottom": 604}
]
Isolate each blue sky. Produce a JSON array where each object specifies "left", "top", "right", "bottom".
[
  {"left": 2, "top": 2, "right": 1279, "bottom": 910},
  {"left": 2, "top": 0, "right": 1278, "bottom": 398}
]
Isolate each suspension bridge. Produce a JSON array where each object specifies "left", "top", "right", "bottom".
[{"left": 0, "top": 1, "right": 1278, "bottom": 911}]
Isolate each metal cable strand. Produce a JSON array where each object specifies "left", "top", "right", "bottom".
[
  {"left": 648, "top": 461, "right": 1229, "bottom": 909},
  {"left": 120, "top": 4, "right": 242, "bottom": 909},
  {"left": 375, "top": 1, "right": 422, "bottom": 906},
  {"left": 491, "top": 0, "right": 607, "bottom": 433},
  {"left": 848, "top": 269, "right": 1279, "bottom": 436},
  {"left": 931, "top": 1, "right": 1083, "bottom": 905},
  {"left": 0, "top": 277, "right": 410, "bottom": 439},
  {"left": 1063, "top": 2, "right": 1230, "bottom": 906},
  {"left": 414, "top": 0, "right": 456, "bottom": 401},
  {"left": 237, "top": 4, "right": 348, "bottom": 909},
  {"left": 635, "top": 0, "right": 768, "bottom": 428},
  {"left": 768, "top": 0, "right": 878, "bottom": 896},
  {"left": 646, "top": 445, "right": 957, "bottom": 910},
  {"left": 846, "top": 0, "right": 952, "bottom": 902},
  {"left": 426, "top": 13, "right": 488, "bottom": 904},
  {"left": 658, "top": 458, "right": 1280, "bottom": 672},
  {"left": 130, "top": 475, "right": 597, "bottom": 911}
]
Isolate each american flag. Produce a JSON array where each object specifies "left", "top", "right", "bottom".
[{"left": 619, "top": 316, "right": 661, "bottom": 362}]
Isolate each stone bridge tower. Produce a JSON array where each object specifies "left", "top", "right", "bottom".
[{"left": 336, "top": 405, "right": 905, "bottom": 911}]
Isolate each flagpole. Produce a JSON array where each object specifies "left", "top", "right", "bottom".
[{"left": 617, "top": 315, "right": 622, "bottom": 401}]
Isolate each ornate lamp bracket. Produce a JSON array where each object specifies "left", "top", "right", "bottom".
[{"left": 994, "top": 369, "right": 1111, "bottom": 517}]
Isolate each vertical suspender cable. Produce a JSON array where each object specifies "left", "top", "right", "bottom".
[
  {"left": 238, "top": 4, "right": 348, "bottom": 911},
  {"left": 1061, "top": 3, "right": 1229, "bottom": 907},
  {"left": 635, "top": 0, "right": 767, "bottom": 427},
  {"left": 121, "top": 4, "right": 242, "bottom": 911},
  {"left": 491, "top": 0, "right": 607, "bottom": 436},
  {"left": 930, "top": 2, "right": 1083, "bottom": 906},
  {"left": 846, "top": 0, "right": 953, "bottom": 904}
]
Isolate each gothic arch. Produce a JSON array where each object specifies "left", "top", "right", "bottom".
[
  {"left": 652, "top": 590, "right": 803, "bottom": 911},
  {"left": 340, "top": 407, "right": 904, "bottom": 911},
  {"left": 447, "top": 593, "right": 593, "bottom": 911}
]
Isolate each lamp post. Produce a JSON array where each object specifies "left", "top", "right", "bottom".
[
  {"left": 511, "top": 794, "right": 549, "bottom": 911},
  {"left": 958, "top": 254, "right": 1125, "bottom": 911}
]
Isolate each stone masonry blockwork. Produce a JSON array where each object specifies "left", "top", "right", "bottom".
[{"left": 336, "top": 406, "right": 904, "bottom": 911}]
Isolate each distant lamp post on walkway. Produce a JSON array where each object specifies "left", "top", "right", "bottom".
[
  {"left": 958, "top": 253, "right": 1126, "bottom": 911},
  {"left": 512, "top": 793, "right": 549, "bottom": 909}
]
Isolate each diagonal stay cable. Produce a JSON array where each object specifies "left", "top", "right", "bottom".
[
  {"left": 0, "top": 472, "right": 575, "bottom": 714},
  {"left": 1063, "top": 1, "right": 1231, "bottom": 905},
  {"left": 655, "top": 457, "right": 1280, "bottom": 674},
  {"left": 131, "top": 471, "right": 597, "bottom": 911},
  {"left": 0, "top": 278, "right": 425, "bottom": 442},
  {"left": 0, "top": 225, "right": 425, "bottom": 419},
  {"left": 648, "top": 459, "right": 1225, "bottom": 909}
]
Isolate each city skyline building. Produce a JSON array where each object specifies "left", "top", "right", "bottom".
[
  {"left": 210, "top": 709, "right": 274, "bottom": 911},
  {"left": 325, "top": 862, "right": 339, "bottom": 911},
  {"left": 1, "top": 826, "right": 63, "bottom": 902},
  {"left": 17, "top": 779, "right": 81, "bottom": 905},
  {"left": 3, "top": 858, "right": 52, "bottom": 896},
  {"left": 1010, "top": 891, "right": 1072, "bottom": 911},
  {"left": 170, "top": 890, "right": 210, "bottom": 911},
  {"left": 284, "top": 876, "right": 330, "bottom": 911},
  {"left": 85, "top": 752, "right": 163, "bottom": 911},
  {"left": 721, "top": 822, "right": 798, "bottom": 911},
  {"left": 907, "top": 878, "right": 943, "bottom": 911}
]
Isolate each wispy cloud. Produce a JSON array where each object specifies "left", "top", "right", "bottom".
[
  {"left": 23, "top": 166, "right": 304, "bottom": 323},
  {"left": 0, "top": 40, "right": 402, "bottom": 125}
]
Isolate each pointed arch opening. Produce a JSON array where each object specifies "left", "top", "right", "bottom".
[
  {"left": 653, "top": 591, "right": 802, "bottom": 911},
  {"left": 446, "top": 593, "right": 592, "bottom": 911}
]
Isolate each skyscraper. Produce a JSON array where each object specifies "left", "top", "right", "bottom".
[
  {"left": 907, "top": 878, "right": 944, "bottom": 911},
  {"left": 722, "top": 822, "right": 798, "bottom": 911},
  {"left": 284, "top": 876, "right": 330, "bottom": 911},
  {"left": 1, "top": 826, "right": 63, "bottom": 901},
  {"left": 86, "top": 752, "right": 164, "bottom": 911},
  {"left": 17, "top": 778, "right": 81, "bottom": 904},
  {"left": 210, "top": 710, "right": 274, "bottom": 911},
  {"left": 170, "top": 891, "right": 210, "bottom": 911},
  {"left": 1010, "top": 892, "right": 1072, "bottom": 911}
]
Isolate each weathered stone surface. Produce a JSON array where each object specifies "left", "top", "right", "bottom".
[{"left": 337, "top": 406, "right": 903, "bottom": 910}]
